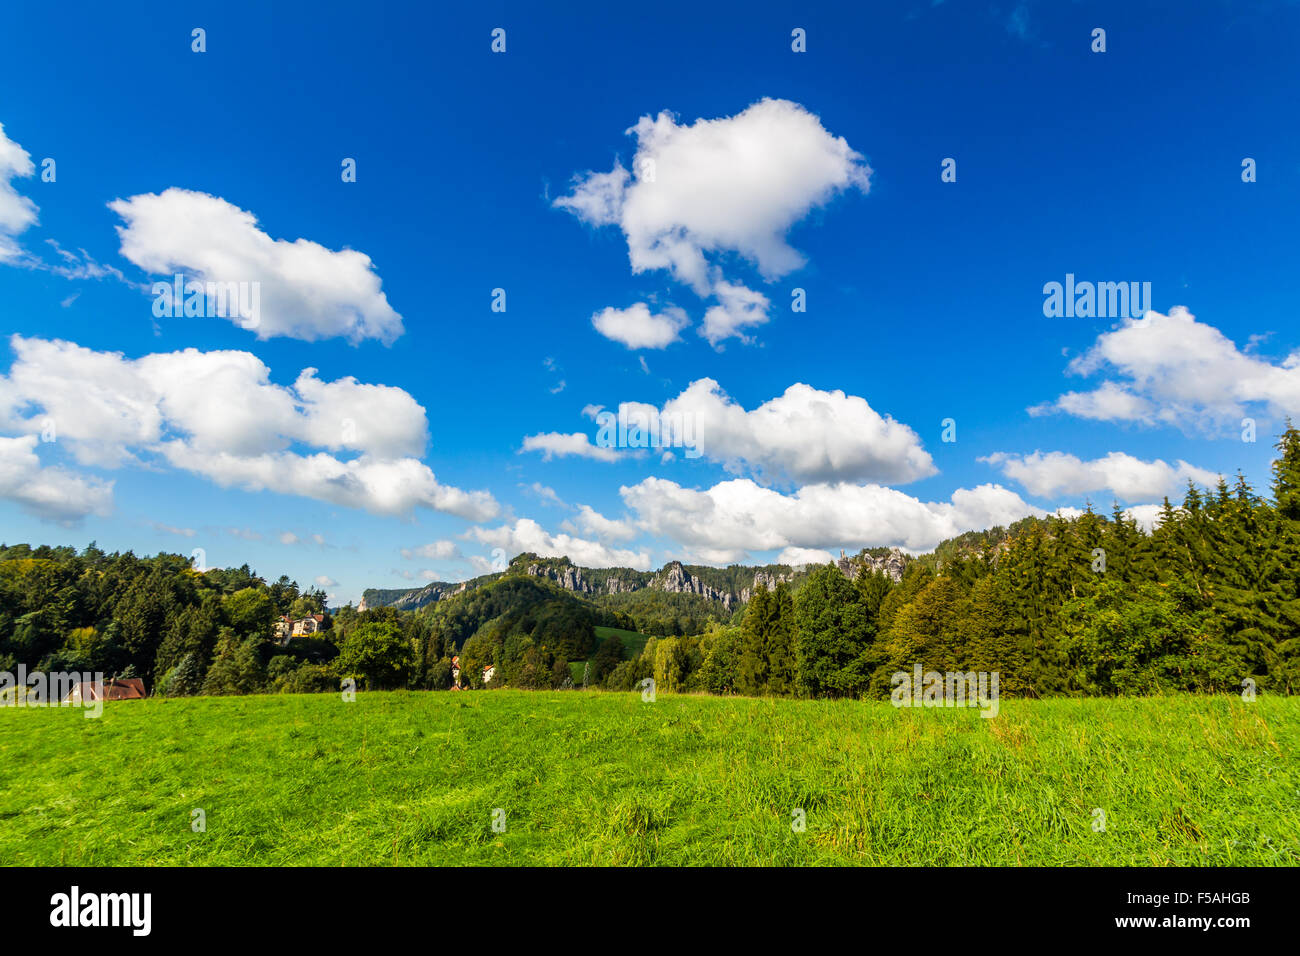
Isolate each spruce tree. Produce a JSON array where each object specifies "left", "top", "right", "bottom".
[
  {"left": 765, "top": 583, "right": 797, "bottom": 696},
  {"left": 736, "top": 585, "right": 771, "bottom": 696}
]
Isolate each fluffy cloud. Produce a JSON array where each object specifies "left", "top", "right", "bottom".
[
  {"left": 669, "top": 379, "right": 933, "bottom": 484},
  {"left": 558, "top": 379, "right": 934, "bottom": 485},
  {"left": 700, "top": 280, "right": 770, "bottom": 347},
  {"left": 519, "top": 431, "right": 622, "bottom": 463},
  {"left": 0, "top": 337, "right": 428, "bottom": 466},
  {"left": 591, "top": 303, "right": 689, "bottom": 349},
  {"left": 314, "top": 575, "right": 338, "bottom": 588},
  {"left": 0, "top": 337, "right": 497, "bottom": 520},
  {"left": 154, "top": 442, "right": 497, "bottom": 520},
  {"left": 0, "top": 435, "right": 113, "bottom": 524},
  {"left": 982, "top": 451, "right": 1222, "bottom": 502},
  {"left": 109, "top": 188, "right": 403, "bottom": 343},
  {"left": 558, "top": 98, "right": 870, "bottom": 292},
  {"left": 620, "top": 477, "right": 1045, "bottom": 555},
  {"left": 1031, "top": 307, "right": 1300, "bottom": 430},
  {"left": 0, "top": 124, "right": 37, "bottom": 262},
  {"left": 564, "top": 504, "right": 638, "bottom": 541},
  {"left": 775, "top": 546, "right": 836, "bottom": 567},
  {"left": 556, "top": 98, "right": 869, "bottom": 346},
  {"left": 401, "top": 540, "right": 462, "bottom": 561},
  {"left": 1124, "top": 504, "right": 1167, "bottom": 533},
  {"left": 465, "top": 518, "right": 652, "bottom": 570}
]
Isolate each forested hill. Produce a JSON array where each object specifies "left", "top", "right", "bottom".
[
  {"left": 361, "top": 548, "right": 914, "bottom": 614},
  {"left": 4, "top": 425, "right": 1300, "bottom": 700}
]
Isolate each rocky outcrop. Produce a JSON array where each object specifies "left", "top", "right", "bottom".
[
  {"left": 526, "top": 561, "right": 594, "bottom": 594},
  {"left": 653, "top": 561, "right": 737, "bottom": 610},
  {"left": 366, "top": 549, "right": 910, "bottom": 612},
  {"left": 837, "top": 548, "right": 909, "bottom": 583},
  {"left": 740, "top": 569, "right": 796, "bottom": 603},
  {"left": 387, "top": 581, "right": 460, "bottom": 610}
]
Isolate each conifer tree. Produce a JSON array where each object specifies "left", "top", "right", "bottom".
[
  {"left": 736, "top": 585, "right": 772, "bottom": 696},
  {"left": 765, "top": 583, "right": 797, "bottom": 696}
]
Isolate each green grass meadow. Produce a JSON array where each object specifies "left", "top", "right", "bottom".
[{"left": 0, "top": 691, "right": 1296, "bottom": 866}]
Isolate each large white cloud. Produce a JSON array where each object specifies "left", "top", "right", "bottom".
[
  {"left": 982, "top": 450, "right": 1222, "bottom": 502},
  {"left": 664, "top": 379, "right": 934, "bottom": 484},
  {"left": 0, "top": 337, "right": 427, "bottom": 465},
  {"left": 0, "top": 435, "right": 113, "bottom": 524},
  {"left": 465, "top": 518, "right": 652, "bottom": 570},
  {"left": 0, "top": 337, "right": 496, "bottom": 520},
  {"left": 620, "top": 476, "right": 1047, "bottom": 556},
  {"left": 109, "top": 188, "right": 403, "bottom": 343},
  {"left": 1031, "top": 307, "right": 1300, "bottom": 431},
  {"left": 556, "top": 98, "right": 870, "bottom": 346},
  {"left": 542, "top": 379, "right": 934, "bottom": 485}
]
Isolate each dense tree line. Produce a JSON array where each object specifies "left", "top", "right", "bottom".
[
  {"left": 5, "top": 430, "right": 1299, "bottom": 701},
  {"left": 0, "top": 545, "right": 332, "bottom": 696},
  {"left": 593, "top": 428, "right": 1300, "bottom": 698}
]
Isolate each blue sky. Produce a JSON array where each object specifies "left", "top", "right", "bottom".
[{"left": 1, "top": 0, "right": 1298, "bottom": 604}]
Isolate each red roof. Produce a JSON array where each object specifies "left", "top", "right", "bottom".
[{"left": 63, "top": 678, "right": 146, "bottom": 702}]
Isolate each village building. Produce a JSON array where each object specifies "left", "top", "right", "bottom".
[
  {"left": 275, "top": 613, "right": 326, "bottom": 646},
  {"left": 63, "top": 678, "right": 146, "bottom": 703}
]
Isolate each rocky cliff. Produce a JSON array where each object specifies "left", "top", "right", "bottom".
[
  {"left": 363, "top": 548, "right": 909, "bottom": 612},
  {"left": 836, "top": 547, "right": 909, "bottom": 583}
]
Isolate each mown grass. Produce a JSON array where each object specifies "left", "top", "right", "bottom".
[
  {"left": 571, "top": 627, "right": 656, "bottom": 683},
  {"left": 0, "top": 691, "right": 1295, "bottom": 866},
  {"left": 593, "top": 625, "right": 653, "bottom": 658}
]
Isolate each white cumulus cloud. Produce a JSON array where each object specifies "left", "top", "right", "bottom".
[
  {"left": 982, "top": 450, "right": 1222, "bottom": 502},
  {"left": 465, "top": 518, "right": 652, "bottom": 570},
  {"left": 0, "top": 337, "right": 496, "bottom": 520},
  {"left": 775, "top": 546, "right": 836, "bottom": 567},
  {"left": 519, "top": 431, "right": 623, "bottom": 463},
  {"left": 0, "top": 123, "right": 37, "bottom": 262},
  {"left": 556, "top": 98, "right": 869, "bottom": 346},
  {"left": 565, "top": 379, "right": 934, "bottom": 485},
  {"left": 401, "top": 540, "right": 462, "bottom": 561},
  {"left": 620, "top": 477, "right": 1045, "bottom": 556},
  {"left": 109, "top": 188, "right": 404, "bottom": 343},
  {"left": 1031, "top": 307, "right": 1300, "bottom": 431},
  {"left": 0, "top": 435, "right": 113, "bottom": 524},
  {"left": 591, "top": 302, "right": 689, "bottom": 349}
]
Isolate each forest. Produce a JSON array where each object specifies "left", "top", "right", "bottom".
[{"left": 2, "top": 427, "right": 1298, "bottom": 700}]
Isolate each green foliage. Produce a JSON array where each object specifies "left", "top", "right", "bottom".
[
  {"left": 334, "top": 622, "right": 410, "bottom": 690},
  {"left": 4, "top": 432, "right": 1300, "bottom": 701},
  {"left": 278, "top": 664, "right": 338, "bottom": 695},
  {"left": 736, "top": 585, "right": 772, "bottom": 695},
  {"left": 794, "top": 566, "right": 874, "bottom": 698},
  {"left": 202, "top": 629, "right": 266, "bottom": 696},
  {"left": 1062, "top": 578, "right": 1212, "bottom": 694}
]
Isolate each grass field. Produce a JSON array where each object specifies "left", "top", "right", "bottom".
[
  {"left": 572, "top": 626, "right": 656, "bottom": 682},
  {"left": 593, "top": 625, "right": 653, "bottom": 659},
  {"left": 0, "top": 691, "right": 1296, "bottom": 866}
]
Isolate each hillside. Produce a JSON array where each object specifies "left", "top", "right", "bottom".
[{"left": 361, "top": 548, "right": 914, "bottom": 613}]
